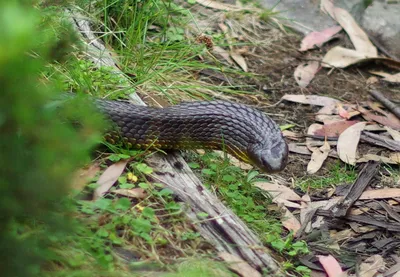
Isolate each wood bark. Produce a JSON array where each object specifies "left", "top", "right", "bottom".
[{"left": 66, "top": 9, "right": 280, "bottom": 274}]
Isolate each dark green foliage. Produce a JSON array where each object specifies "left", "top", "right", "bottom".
[{"left": 0, "top": 2, "right": 102, "bottom": 276}]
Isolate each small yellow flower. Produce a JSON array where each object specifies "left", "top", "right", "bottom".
[{"left": 127, "top": 172, "right": 138, "bottom": 182}]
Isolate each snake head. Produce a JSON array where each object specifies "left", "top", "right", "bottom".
[{"left": 247, "top": 137, "right": 288, "bottom": 173}]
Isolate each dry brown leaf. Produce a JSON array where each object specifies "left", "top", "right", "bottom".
[
  {"left": 71, "top": 162, "right": 101, "bottom": 194},
  {"left": 307, "top": 140, "right": 331, "bottom": 174},
  {"left": 323, "top": 47, "right": 400, "bottom": 69},
  {"left": 329, "top": 7, "right": 376, "bottom": 55},
  {"left": 282, "top": 94, "right": 340, "bottom": 107},
  {"left": 322, "top": 46, "right": 372, "bottom": 68},
  {"left": 358, "top": 106, "right": 400, "bottom": 130},
  {"left": 357, "top": 154, "right": 399, "bottom": 164},
  {"left": 385, "top": 126, "right": 400, "bottom": 141},
  {"left": 294, "top": 61, "right": 321, "bottom": 88},
  {"left": 230, "top": 51, "right": 248, "bottom": 72},
  {"left": 113, "top": 188, "right": 147, "bottom": 199},
  {"left": 195, "top": 0, "right": 239, "bottom": 11},
  {"left": 93, "top": 160, "right": 128, "bottom": 200},
  {"left": 360, "top": 188, "right": 400, "bottom": 200},
  {"left": 366, "top": 76, "right": 379, "bottom": 85},
  {"left": 337, "top": 122, "right": 366, "bottom": 165},
  {"left": 282, "top": 130, "right": 302, "bottom": 139},
  {"left": 281, "top": 206, "right": 301, "bottom": 235},
  {"left": 315, "top": 114, "right": 345, "bottom": 124},
  {"left": 317, "top": 255, "right": 344, "bottom": 277},
  {"left": 390, "top": 153, "right": 400, "bottom": 163},
  {"left": 314, "top": 120, "right": 359, "bottom": 137},
  {"left": 307, "top": 123, "right": 324, "bottom": 151},
  {"left": 299, "top": 25, "right": 342, "bottom": 51},
  {"left": 254, "top": 182, "right": 302, "bottom": 202},
  {"left": 358, "top": 255, "right": 385, "bottom": 277},
  {"left": 218, "top": 252, "right": 262, "bottom": 277},
  {"left": 370, "top": 71, "right": 400, "bottom": 83},
  {"left": 212, "top": 46, "right": 234, "bottom": 65}
]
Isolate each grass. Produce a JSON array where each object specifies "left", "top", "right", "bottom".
[{"left": 296, "top": 161, "right": 357, "bottom": 192}]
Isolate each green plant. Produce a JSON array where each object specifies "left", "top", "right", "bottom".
[
  {"left": 0, "top": 2, "right": 102, "bottom": 276},
  {"left": 297, "top": 161, "right": 357, "bottom": 192}
]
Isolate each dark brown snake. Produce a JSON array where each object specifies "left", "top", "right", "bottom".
[{"left": 94, "top": 98, "right": 288, "bottom": 173}]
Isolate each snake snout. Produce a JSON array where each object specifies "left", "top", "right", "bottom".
[{"left": 248, "top": 140, "right": 289, "bottom": 173}]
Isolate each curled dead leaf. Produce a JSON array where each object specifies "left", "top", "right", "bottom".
[
  {"left": 282, "top": 94, "right": 340, "bottom": 107},
  {"left": 307, "top": 140, "right": 331, "bottom": 174},
  {"left": 230, "top": 51, "right": 248, "bottom": 72},
  {"left": 299, "top": 25, "right": 342, "bottom": 51},
  {"left": 337, "top": 122, "right": 367, "bottom": 165},
  {"left": 93, "top": 160, "right": 129, "bottom": 200},
  {"left": 294, "top": 61, "right": 321, "bottom": 88}
]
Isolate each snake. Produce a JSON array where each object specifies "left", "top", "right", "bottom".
[{"left": 94, "top": 98, "right": 289, "bottom": 173}]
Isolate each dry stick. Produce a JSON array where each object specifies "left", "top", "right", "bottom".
[
  {"left": 361, "top": 131, "right": 400, "bottom": 152},
  {"left": 66, "top": 9, "right": 281, "bottom": 274},
  {"left": 331, "top": 161, "right": 380, "bottom": 217},
  {"left": 369, "top": 89, "right": 400, "bottom": 120}
]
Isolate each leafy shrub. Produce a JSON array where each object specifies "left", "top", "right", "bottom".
[{"left": 0, "top": 3, "right": 102, "bottom": 276}]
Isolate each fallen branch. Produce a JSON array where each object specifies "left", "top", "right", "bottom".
[
  {"left": 369, "top": 89, "right": 400, "bottom": 120},
  {"left": 361, "top": 131, "right": 400, "bottom": 152},
  {"left": 331, "top": 161, "right": 379, "bottom": 217}
]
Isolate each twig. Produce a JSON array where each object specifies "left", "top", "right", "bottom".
[
  {"left": 331, "top": 162, "right": 380, "bottom": 217},
  {"left": 361, "top": 131, "right": 400, "bottom": 152},
  {"left": 369, "top": 89, "right": 400, "bottom": 120}
]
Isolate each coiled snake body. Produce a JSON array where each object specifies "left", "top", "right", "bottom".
[{"left": 96, "top": 99, "right": 288, "bottom": 173}]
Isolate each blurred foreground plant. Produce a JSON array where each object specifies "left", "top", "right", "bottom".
[{"left": 0, "top": 2, "right": 103, "bottom": 276}]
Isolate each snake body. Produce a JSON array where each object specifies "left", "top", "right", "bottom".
[{"left": 95, "top": 99, "right": 288, "bottom": 173}]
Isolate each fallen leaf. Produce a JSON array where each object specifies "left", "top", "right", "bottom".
[
  {"left": 212, "top": 46, "right": 234, "bottom": 65},
  {"left": 315, "top": 114, "right": 345, "bottom": 124},
  {"left": 329, "top": 6, "right": 376, "bottom": 56},
  {"left": 93, "top": 160, "right": 129, "bottom": 200},
  {"left": 282, "top": 130, "right": 302, "bottom": 139},
  {"left": 113, "top": 188, "right": 147, "bottom": 199},
  {"left": 195, "top": 0, "right": 239, "bottom": 11},
  {"left": 359, "top": 255, "right": 385, "bottom": 277},
  {"left": 307, "top": 140, "right": 331, "bottom": 174},
  {"left": 299, "top": 25, "right": 342, "bottom": 51},
  {"left": 282, "top": 94, "right": 340, "bottom": 107},
  {"left": 281, "top": 206, "right": 301, "bottom": 234},
  {"left": 337, "top": 122, "right": 367, "bottom": 165},
  {"left": 358, "top": 106, "right": 400, "bottom": 130},
  {"left": 370, "top": 71, "right": 400, "bottom": 83},
  {"left": 317, "top": 255, "right": 344, "bottom": 277},
  {"left": 322, "top": 46, "right": 372, "bottom": 68},
  {"left": 390, "top": 153, "right": 400, "bottom": 163},
  {"left": 307, "top": 124, "right": 324, "bottom": 151},
  {"left": 360, "top": 188, "right": 400, "bottom": 200},
  {"left": 254, "top": 182, "right": 301, "bottom": 203},
  {"left": 71, "top": 162, "right": 101, "bottom": 194},
  {"left": 323, "top": 48, "right": 400, "bottom": 69},
  {"left": 314, "top": 120, "right": 359, "bottom": 137},
  {"left": 230, "top": 51, "right": 248, "bottom": 72},
  {"left": 385, "top": 126, "right": 400, "bottom": 141},
  {"left": 218, "top": 252, "right": 262, "bottom": 277},
  {"left": 357, "top": 154, "right": 398, "bottom": 164},
  {"left": 294, "top": 61, "right": 321, "bottom": 88},
  {"left": 366, "top": 76, "right": 379, "bottom": 85}
]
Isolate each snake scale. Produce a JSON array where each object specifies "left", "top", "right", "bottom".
[{"left": 94, "top": 98, "right": 289, "bottom": 173}]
